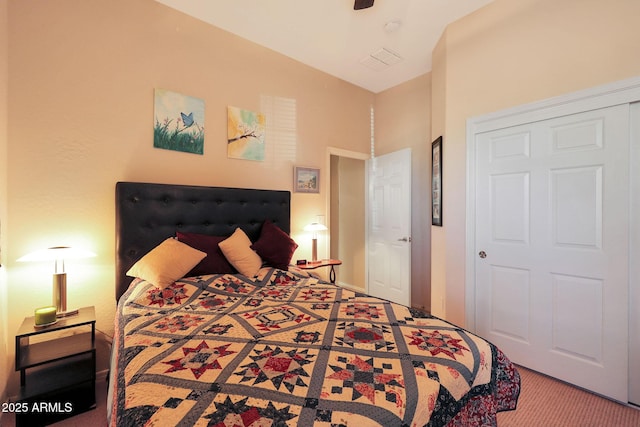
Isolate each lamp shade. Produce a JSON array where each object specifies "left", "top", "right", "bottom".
[
  {"left": 17, "top": 246, "right": 96, "bottom": 263},
  {"left": 303, "top": 223, "right": 328, "bottom": 232}
]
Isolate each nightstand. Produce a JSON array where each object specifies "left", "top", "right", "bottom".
[
  {"left": 298, "top": 259, "right": 342, "bottom": 283},
  {"left": 14, "top": 306, "right": 96, "bottom": 426}
]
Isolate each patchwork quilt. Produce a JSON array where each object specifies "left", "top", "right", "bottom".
[{"left": 109, "top": 267, "right": 520, "bottom": 426}]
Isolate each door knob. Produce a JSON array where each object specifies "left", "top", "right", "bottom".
[
  {"left": 479, "top": 251, "right": 487, "bottom": 259},
  {"left": 398, "top": 237, "right": 412, "bottom": 242}
]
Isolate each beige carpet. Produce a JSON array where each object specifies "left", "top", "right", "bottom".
[
  {"left": 498, "top": 365, "right": 640, "bottom": 427},
  {"left": 3, "top": 366, "right": 639, "bottom": 426}
]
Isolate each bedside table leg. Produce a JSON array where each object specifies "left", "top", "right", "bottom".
[{"left": 330, "top": 266, "right": 336, "bottom": 283}]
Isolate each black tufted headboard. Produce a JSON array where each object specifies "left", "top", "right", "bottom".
[{"left": 115, "top": 182, "right": 291, "bottom": 301}]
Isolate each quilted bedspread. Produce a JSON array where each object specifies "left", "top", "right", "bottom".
[{"left": 109, "top": 267, "right": 520, "bottom": 426}]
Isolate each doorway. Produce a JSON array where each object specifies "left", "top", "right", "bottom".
[
  {"left": 328, "top": 148, "right": 368, "bottom": 292},
  {"left": 328, "top": 147, "right": 413, "bottom": 307}
]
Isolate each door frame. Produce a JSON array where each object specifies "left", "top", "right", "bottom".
[
  {"left": 630, "top": 102, "right": 640, "bottom": 405},
  {"left": 465, "top": 75, "right": 640, "bottom": 332}
]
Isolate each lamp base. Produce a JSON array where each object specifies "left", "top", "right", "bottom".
[
  {"left": 311, "top": 238, "right": 318, "bottom": 262},
  {"left": 53, "top": 272, "right": 75, "bottom": 317}
]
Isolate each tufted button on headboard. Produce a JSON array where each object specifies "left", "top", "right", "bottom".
[{"left": 115, "top": 182, "right": 291, "bottom": 301}]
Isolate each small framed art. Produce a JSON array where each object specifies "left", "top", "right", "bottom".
[
  {"left": 432, "top": 136, "right": 443, "bottom": 226},
  {"left": 294, "top": 167, "right": 320, "bottom": 193}
]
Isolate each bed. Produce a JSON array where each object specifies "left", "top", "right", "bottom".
[{"left": 108, "top": 181, "right": 520, "bottom": 426}]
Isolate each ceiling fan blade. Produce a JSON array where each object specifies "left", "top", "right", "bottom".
[{"left": 354, "top": 0, "right": 374, "bottom": 10}]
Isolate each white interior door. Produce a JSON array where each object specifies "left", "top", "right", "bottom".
[
  {"left": 475, "top": 105, "right": 629, "bottom": 402},
  {"left": 367, "top": 148, "right": 411, "bottom": 306}
]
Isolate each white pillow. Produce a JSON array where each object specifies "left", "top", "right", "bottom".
[
  {"left": 126, "top": 238, "right": 206, "bottom": 287},
  {"left": 218, "top": 228, "right": 263, "bottom": 277}
]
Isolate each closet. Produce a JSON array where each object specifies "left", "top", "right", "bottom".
[{"left": 466, "top": 77, "right": 640, "bottom": 405}]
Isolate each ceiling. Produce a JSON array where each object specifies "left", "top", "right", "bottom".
[{"left": 155, "top": 0, "right": 493, "bottom": 93}]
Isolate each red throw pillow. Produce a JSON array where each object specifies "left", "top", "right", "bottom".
[
  {"left": 176, "top": 232, "right": 236, "bottom": 275},
  {"left": 251, "top": 220, "right": 298, "bottom": 270}
]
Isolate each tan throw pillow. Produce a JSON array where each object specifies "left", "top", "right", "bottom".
[
  {"left": 126, "top": 238, "right": 206, "bottom": 287},
  {"left": 218, "top": 228, "right": 263, "bottom": 277}
]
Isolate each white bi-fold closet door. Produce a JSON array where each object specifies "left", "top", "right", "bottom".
[
  {"left": 467, "top": 77, "right": 640, "bottom": 405},
  {"left": 475, "top": 105, "right": 628, "bottom": 402}
]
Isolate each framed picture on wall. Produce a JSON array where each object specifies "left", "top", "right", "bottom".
[
  {"left": 432, "top": 136, "right": 443, "bottom": 226},
  {"left": 294, "top": 167, "right": 320, "bottom": 193},
  {"left": 153, "top": 89, "right": 205, "bottom": 155}
]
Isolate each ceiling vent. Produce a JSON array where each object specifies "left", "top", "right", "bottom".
[{"left": 359, "top": 47, "right": 403, "bottom": 71}]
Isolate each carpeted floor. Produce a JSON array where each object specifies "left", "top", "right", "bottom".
[
  {"left": 497, "top": 365, "right": 640, "bottom": 427},
  {"left": 2, "top": 365, "right": 639, "bottom": 426}
]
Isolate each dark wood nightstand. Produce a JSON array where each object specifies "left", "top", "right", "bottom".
[
  {"left": 298, "top": 259, "right": 342, "bottom": 283},
  {"left": 14, "top": 306, "right": 96, "bottom": 426}
]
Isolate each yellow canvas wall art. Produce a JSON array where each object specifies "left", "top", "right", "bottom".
[{"left": 227, "top": 106, "right": 265, "bottom": 161}]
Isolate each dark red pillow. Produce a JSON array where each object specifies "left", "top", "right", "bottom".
[
  {"left": 251, "top": 220, "right": 298, "bottom": 270},
  {"left": 176, "top": 232, "right": 236, "bottom": 275}
]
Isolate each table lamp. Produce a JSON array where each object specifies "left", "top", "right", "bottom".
[
  {"left": 18, "top": 246, "right": 96, "bottom": 317},
  {"left": 303, "top": 222, "right": 327, "bottom": 262}
]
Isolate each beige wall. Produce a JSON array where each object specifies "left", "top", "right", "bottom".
[
  {"left": 432, "top": 0, "right": 640, "bottom": 325},
  {"left": 3, "top": 0, "right": 373, "bottom": 395},
  {"left": 374, "top": 74, "right": 431, "bottom": 311},
  {"left": 0, "top": 0, "right": 9, "bottom": 412}
]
